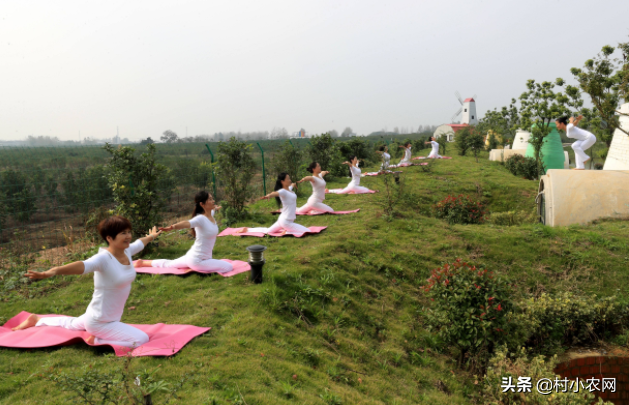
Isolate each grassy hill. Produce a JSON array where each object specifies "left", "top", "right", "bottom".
[{"left": 1, "top": 150, "right": 628, "bottom": 404}]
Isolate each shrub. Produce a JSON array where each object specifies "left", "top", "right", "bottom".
[
  {"left": 216, "top": 137, "right": 257, "bottom": 219},
  {"left": 467, "top": 132, "right": 485, "bottom": 163},
  {"left": 486, "top": 133, "right": 499, "bottom": 151},
  {"left": 490, "top": 210, "right": 531, "bottom": 226},
  {"left": 454, "top": 127, "right": 472, "bottom": 156},
  {"left": 308, "top": 133, "right": 336, "bottom": 172},
  {"left": 268, "top": 140, "right": 304, "bottom": 192},
  {"left": 518, "top": 292, "right": 629, "bottom": 353},
  {"left": 103, "top": 143, "right": 172, "bottom": 239},
  {"left": 436, "top": 136, "right": 448, "bottom": 156},
  {"left": 504, "top": 154, "right": 539, "bottom": 180},
  {"left": 423, "top": 259, "right": 515, "bottom": 371},
  {"left": 433, "top": 194, "right": 486, "bottom": 225}
]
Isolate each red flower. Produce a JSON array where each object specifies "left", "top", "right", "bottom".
[{"left": 496, "top": 304, "right": 502, "bottom": 311}]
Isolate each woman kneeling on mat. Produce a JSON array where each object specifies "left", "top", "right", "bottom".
[
  {"left": 135, "top": 191, "right": 233, "bottom": 274},
  {"left": 426, "top": 136, "right": 442, "bottom": 159},
  {"left": 239, "top": 173, "right": 310, "bottom": 235},
  {"left": 376, "top": 145, "right": 391, "bottom": 171},
  {"left": 296, "top": 162, "right": 334, "bottom": 215},
  {"left": 398, "top": 142, "right": 412, "bottom": 164},
  {"left": 328, "top": 156, "right": 376, "bottom": 194},
  {"left": 12, "top": 216, "right": 161, "bottom": 348}
]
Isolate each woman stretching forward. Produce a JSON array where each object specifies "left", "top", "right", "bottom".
[
  {"left": 398, "top": 142, "right": 412, "bottom": 164},
  {"left": 328, "top": 156, "right": 376, "bottom": 194},
  {"left": 296, "top": 162, "right": 334, "bottom": 214},
  {"left": 426, "top": 137, "right": 442, "bottom": 158},
  {"left": 135, "top": 191, "right": 233, "bottom": 274},
  {"left": 376, "top": 146, "right": 391, "bottom": 171},
  {"left": 12, "top": 216, "right": 161, "bottom": 348},
  {"left": 239, "top": 173, "right": 310, "bottom": 235}
]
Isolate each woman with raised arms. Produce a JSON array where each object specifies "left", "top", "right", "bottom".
[
  {"left": 12, "top": 216, "right": 161, "bottom": 348},
  {"left": 376, "top": 145, "right": 391, "bottom": 171},
  {"left": 398, "top": 142, "right": 412, "bottom": 164},
  {"left": 295, "top": 162, "right": 334, "bottom": 214},
  {"left": 328, "top": 156, "right": 376, "bottom": 194},
  {"left": 135, "top": 191, "right": 233, "bottom": 274},
  {"left": 426, "top": 136, "right": 442, "bottom": 159}
]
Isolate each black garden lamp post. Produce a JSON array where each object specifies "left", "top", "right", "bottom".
[{"left": 246, "top": 245, "right": 267, "bottom": 284}]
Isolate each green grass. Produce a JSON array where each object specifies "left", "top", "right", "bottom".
[{"left": 2, "top": 149, "right": 629, "bottom": 404}]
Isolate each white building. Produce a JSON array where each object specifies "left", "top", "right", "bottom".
[{"left": 433, "top": 97, "right": 478, "bottom": 142}]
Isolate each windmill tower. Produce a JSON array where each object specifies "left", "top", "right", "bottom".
[{"left": 451, "top": 91, "right": 478, "bottom": 125}]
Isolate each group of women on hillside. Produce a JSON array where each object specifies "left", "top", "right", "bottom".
[{"left": 11, "top": 142, "right": 437, "bottom": 348}]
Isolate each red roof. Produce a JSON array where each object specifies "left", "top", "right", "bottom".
[
  {"left": 464, "top": 98, "right": 475, "bottom": 102},
  {"left": 447, "top": 124, "right": 469, "bottom": 133}
]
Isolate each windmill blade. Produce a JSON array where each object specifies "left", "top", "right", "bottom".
[
  {"left": 455, "top": 91, "right": 463, "bottom": 105},
  {"left": 451, "top": 108, "right": 462, "bottom": 122},
  {"left": 472, "top": 94, "right": 477, "bottom": 100}
]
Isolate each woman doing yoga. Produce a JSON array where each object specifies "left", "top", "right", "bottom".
[
  {"left": 239, "top": 173, "right": 310, "bottom": 235},
  {"left": 376, "top": 145, "right": 391, "bottom": 171},
  {"left": 328, "top": 156, "right": 376, "bottom": 194},
  {"left": 12, "top": 216, "right": 161, "bottom": 348},
  {"left": 296, "top": 162, "right": 334, "bottom": 214},
  {"left": 135, "top": 191, "right": 233, "bottom": 274},
  {"left": 398, "top": 142, "right": 412, "bottom": 164},
  {"left": 426, "top": 136, "right": 442, "bottom": 158}
]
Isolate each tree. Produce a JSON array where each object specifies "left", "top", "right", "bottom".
[
  {"left": 270, "top": 127, "right": 289, "bottom": 139},
  {"left": 160, "top": 130, "right": 179, "bottom": 143},
  {"left": 486, "top": 132, "right": 498, "bottom": 151},
  {"left": 140, "top": 137, "right": 155, "bottom": 145},
  {"left": 467, "top": 132, "right": 485, "bottom": 163},
  {"left": 308, "top": 133, "right": 337, "bottom": 172},
  {"left": 216, "top": 137, "right": 257, "bottom": 218},
  {"left": 103, "top": 143, "right": 171, "bottom": 239},
  {"left": 268, "top": 140, "right": 303, "bottom": 195},
  {"left": 437, "top": 136, "right": 448, "bottom": 156},
  {"left": 568, "top": 41, "right": 629, "bottom": 145},
  {"left": 519, "top": 80, "right": 569, "bottom": 177},
  {"left": 477, "top": 100, "right": 520, "bottom": 146},
  {"left": 454, "top": 127, "right": 472, "bottom": 156},
  {"left": 341, "top": 127, "right": 353, "bottom": 137},
  {"left": 329, "top": 129, "right": 339, "bottom": 138}
]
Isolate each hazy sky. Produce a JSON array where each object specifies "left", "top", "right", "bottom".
[{"left": 2, "top": 0, "right": 628, "bottom": 141}]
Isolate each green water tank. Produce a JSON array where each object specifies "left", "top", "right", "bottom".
[{"left": 525, "top": 122, "right": 565, "bottom": 172}]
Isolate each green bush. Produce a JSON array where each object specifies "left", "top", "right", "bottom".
[
  {"left": 423, "top": 259, "right": 515, "bottom": 370},
  {"left": 486, "top": 133, "right": 498, "bottom": 151},
  {"left": 216, "top": 137, "right": 258, "bottom": 219},
  {"left": 268, "top": 140, "right": 305, "bottom": 192},
  {"left": 518, "top": 292, "right": 629, "bottom": 353},
  {"left": 490, "top": 210, "right": 531, "bottom": 226},
  {"left": 504, "top": 154, "right": 539, "bottom": 180},
  {"left": 454, "top": 127, "right": 472, "bottom": 156},
  {"left": 433, "top": 194, "right": 486, "bottom": 225}
]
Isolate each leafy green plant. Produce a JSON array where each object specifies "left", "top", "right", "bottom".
[
  {"left": 490, "top": 210, "right": 531, "bottom": 227},
  {"left": 433, "top": 194, "right": 486, "bottom": 225},
  {"left": 423, "top": 259, "right": 515, "bottom": 371},
  {"left": 103, "top": 143, "right": 172, "bottom": 239},
  {"left": 454, "top": 127, "right": 472, "bottom": 156},
  {"left": 467, "top": 132, "right": 485, "bottom": 163},
  {"left": 319, "top": 388, "right": 342, "bottom": 405},
  {"left": 216, "top": 137, "right": 257, "bottom": 219},
  {"left": 504, "top": 154, "right": 539, "bottom": 180},
  {"left": 308, "top": 133, "right": 337, "bottom": 173}
]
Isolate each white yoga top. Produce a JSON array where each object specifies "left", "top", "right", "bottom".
[
  {"left": 383, "top": 152, "right": 391, "bottom": 166},
  {"left": 311, "top": 174, "right": 326, "bottom": 201},
  {"left": 188, "top": 214, "right": 219, "bottom": 260},
  {"left": 566, "top": 123, "right": 594, "bottom": 141},
  {"left": 349, "top": 165, "right": 362, "bottom": 186},
  {"left": 431, "top": 141, "right": 440, "bottom": 155},
  {"left": 83, "top": 239, "right": 145, "bottom": 322},
  {"left": 278, "top": 188, "right": 297, "bottom": 221},
  {"left": 404, "top": 146, "right": 412, "bottom": 161}
]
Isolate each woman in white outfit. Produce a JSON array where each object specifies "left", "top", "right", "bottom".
[
  {"left": 398, "top": 142, "right": 412, "bottom": 164},
  {"left": 135, "top": 191, "right": 233, "bottom": 274},
  {"left": 329, "top": 156, "right": 376, "bottom": 194},
  {"left": 425, "top": 137, "right": 442, "bottom": 159},
  {"left": 556, "top": 115, "right": 596, "bottom": 170},
  {"left": 240, "top": 173, "right": 310, "bottom": 235},
  {"left": 376, "top": 146, "right": 391, "bottom": 171},
  {"left": 296, "top": 162, "right": 334, "bottom": 214},
  {"left": 12, "top": 216, "right": 161, "bottom": 348}
]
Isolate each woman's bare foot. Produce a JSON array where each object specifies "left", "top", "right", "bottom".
[
  {"left": 183, "top": 268, "right": 195, "bottom": 274},
  {"left": 86, "top": 335, "right": 96, "bottom": 345},
  {"left": 280, "top": 229, "right": 288, "bottom": 235},
  {"left": 12, "top": 314, "right": 40, "bottom": 331},
  {"left": 236, "top": 228, "right": 248, "bottom": 234}
]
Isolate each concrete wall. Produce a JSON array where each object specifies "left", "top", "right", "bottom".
[
  {"left": 538, "top": 169, "right": 629, "bottom": 227},
  {"left": 489, "top": 149, "right": 526, "bottom": 162},
  {"left": 604, "top": 103, "right": 629, "bottom": 170}
]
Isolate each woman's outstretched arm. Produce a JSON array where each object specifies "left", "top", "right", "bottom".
[{"left": 25, "top": 262, "right": 85, "bottom": 280}]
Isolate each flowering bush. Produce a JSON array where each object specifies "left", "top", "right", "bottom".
[
  {"left": 423, "top": 259, "right": 515, "bottom": 371},
  {"left": 433, "top": 194, "right": 486, "bottom": 225}
]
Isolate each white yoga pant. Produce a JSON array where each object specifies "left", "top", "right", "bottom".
[
  {"left": 571, "top": 135, "right": 596, "bottom": 169},
  {"left": 297, "top": 198, "right": 334, "bottom": 214},
  {"left": 428, "top": 151, "right": 442, "bottom": 158},
  {"left": 151, "top": 254, "right": 233, "bottom": 274},
  {"left": 36, "top": 314, "right": 149, "bottom": 348},
  {"left": 268, "top": 218, "right": 310, "bottom": 234}
]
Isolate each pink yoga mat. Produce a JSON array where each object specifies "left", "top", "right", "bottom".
[
  {"left": 412, "top": 156, "right": 452, "bottom": 160},
  {"left": 326, "top": 189, "right": 376, "bottom": 194},
  {"left": 363, "top": 171, "right": 402, "bottom": 176},
  {"left": 0, "top": 311, "right": 210, "bottom": 357},
  {"left": 133, "top": 259, "right": 250, "bottom": 277},
  {"left": 218, "top": 226, "right": 327, "bottom": 238},
  {"left": 271, "top": 209, "right": 360, "bottom": 216}
]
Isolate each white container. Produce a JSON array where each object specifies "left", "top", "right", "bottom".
[
  {"left": 603, "top": 103, "right": 629, "bottom": 170},
  {"left": 512, "top": 129, "right": 531, "bottom": 150}
]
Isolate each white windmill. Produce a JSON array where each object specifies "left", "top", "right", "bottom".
[{"left": 451, "top": 91, "right": 478, "bottom": 125}]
